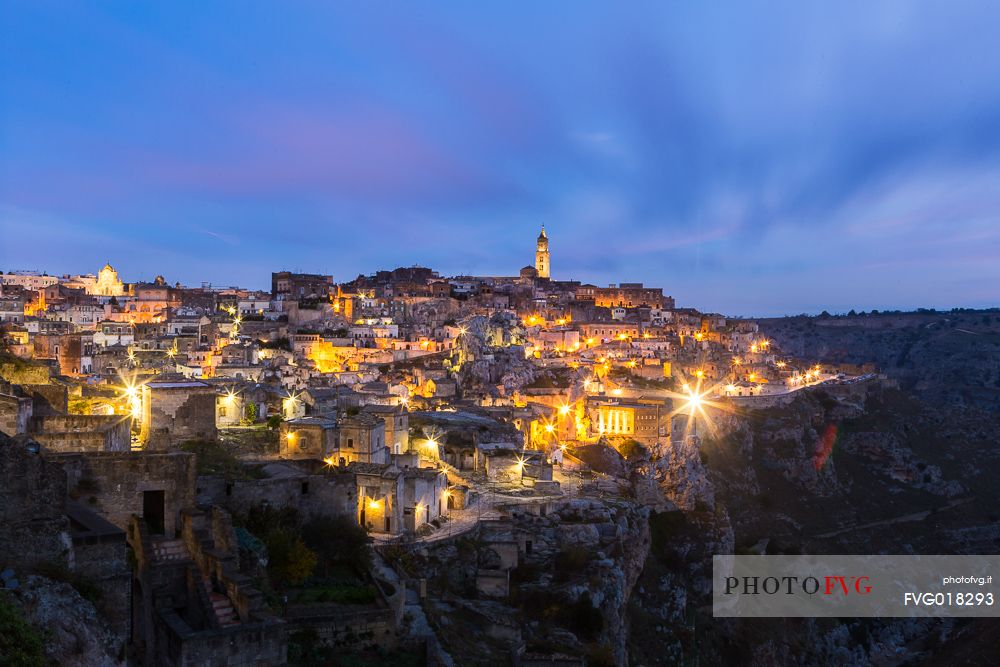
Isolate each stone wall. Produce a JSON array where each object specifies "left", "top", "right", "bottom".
[
  {"left": 53, "top": 451, "right": 197, "bottom": 536},
  {"left": 198, "top": 468, "right": 357, "bottom": 523},
  {"left": 30, "top": 414, "right": 131, "bottom": 452},
  {"left": 22, "top": 383, "right": 68, "bottom": 415},
  {"left": 141, "top": 383, "right": 217, "bottom": 449},
  {"left": 0, "top": 392, "right": 31, "bottom": 435},
  {"left": 285, "top": 606, "right": 397, "bottom": 652},
  {"left": 0, "top": 434, "right": 72, "bottom": 569},
  {"left": 69, "top": 504, "right": 130, "bottom": 629},
  {"left": 160, "top": 610, "right": 287, "bottom": 666}
]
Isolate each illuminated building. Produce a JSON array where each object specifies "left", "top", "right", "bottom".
[
  {"left": 535, "top": 226, "right": 550, "bottom": 278},
  {"left": 89, "top": 263, "right": 125, "bottom": 297}
]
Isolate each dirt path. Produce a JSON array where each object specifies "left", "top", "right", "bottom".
[{"left": 814, "top": 497, "right": 971, "bottom": 539}]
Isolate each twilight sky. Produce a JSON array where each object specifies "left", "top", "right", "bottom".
[{"left": 2, "top": 2, "right": 1000, "bottom": 316}]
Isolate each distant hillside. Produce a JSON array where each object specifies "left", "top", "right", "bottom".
[{"left": 758, "top": 309, "right": 1000, "bottom": 408}]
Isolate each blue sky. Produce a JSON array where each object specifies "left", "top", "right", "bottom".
[{"left": 2, "top": 2, "right": 999, "bottom": 316}]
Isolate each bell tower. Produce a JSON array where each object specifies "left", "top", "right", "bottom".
[{"left": 535, "top": 226, "right": 550, "bottom": 278}]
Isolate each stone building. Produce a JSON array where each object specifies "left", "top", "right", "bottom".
[
  {"left": 337, "top": 413, "right": 389, "bottom": 464},
  {"left": 587, "top": 397, "right": 671, "bottom": 447},
  {"left": 401, "top": 466, "right": 449, "bottom": 531},
  {"left": 280, "top": 416, "right": 338, "bottom": 459},
  {"left": 579, "top": 282, "right": 671, "bottom": 310},
  {"left": 352, "top": 461, "right": 405, "bottom": 534},
  {"left": 32, "top": 331, "right": 95, "bottom": 375},
  {"left": 0, "top": 434, "right": 130, "bottom": 632},
  {"left": 271, "top": 271, "right": 333, "bottom": 301},
  {"left": 139, "top": 378, "right": 217, "bottom": 449},
  {"left": 29, "top": 414, "right": 131, "bottom": 452},
  {"left": 53, "top": 450, "right": 197, "bottom": 537},
  {"left": 0, "top": 433, "right": 73, "bottom": 570},
  {"left": 361, "top": 403, "right": 409, "bottom": 454},
  {"left": 88, "top": 262, "right": 126, "bottom": 297}
]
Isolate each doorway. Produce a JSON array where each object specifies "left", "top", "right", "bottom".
[{"left": 143, "top": 490, "right": 165, "bottom": 535}]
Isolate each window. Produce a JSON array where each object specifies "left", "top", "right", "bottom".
[
  {"left": 301, "top": 482, "right": 310, "bottom": 495},
  {"left": 347, "top": 438, "right": 354, "bottom": 448}
]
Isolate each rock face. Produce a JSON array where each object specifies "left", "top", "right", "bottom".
[
  {"left": 381, "top": 497, "right": 649, "bottom": 667},
  {"left": 13, "top": 575, "right": 124, "bottom": 667},
  {"left": 627, "top": 378, "right": 1000, "bottom": 664},
  {"left": 450, "top": 313, "right": 535, "bottom": 397}
]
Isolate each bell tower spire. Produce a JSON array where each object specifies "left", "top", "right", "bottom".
[{"left": 535, "top": 226, "right": 550, "bottom": 278}]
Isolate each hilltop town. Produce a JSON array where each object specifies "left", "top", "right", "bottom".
[{"left": 0, "top": 229, "right": 959, "bottom": 666}]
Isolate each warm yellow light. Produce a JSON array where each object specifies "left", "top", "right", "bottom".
[
  {"left": 167, "top": 348, "right": 176, "bottom": 358},
  {"left": 368, "top": 498, "right": 381, "bottom": 510},
  {"left": 726, "top": 384, "right": 736, "bottom": 393},
  {"left": 612, "top": 388, "right": 622, "bottom": 396},
  {"left": 544, "top": 423, "right": 555, "bottom": 433},
  {"left": 286, "top": 432, "right": 295, "bottom": 441},
  {"left": 586, "top": 338, "right": 595, "bottom": 346},
  {"left": 749, "top": 373, "right": 757, "bottom": 381},
  {"left": 695, "top": 369, "right": 705, "bottom": 379},
  {"left": 557, "top": 318, "right": 566, "bottom": 325},
  {"left": 617, "top": 333, "right": 627, "bottom": 341},
  {"left": 558, "top": 405, "right": 571, "bottom": 416}
]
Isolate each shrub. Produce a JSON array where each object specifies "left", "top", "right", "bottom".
[
  {"left": 0, "top": 594, "right": 47, "bottom": 667},
  {"left": 301, "top": 515, "right": 371, "bottom": 575},
  {"left": 267, "top": 532, "right": 317, "bottom": 588}
]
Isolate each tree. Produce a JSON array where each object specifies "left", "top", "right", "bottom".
[
  {"left": 243, "top": 402, "right": 258, "bottom": 424},
  {"left": 267, "top": 533, "right": 317, "bottom": 588},
  {"left": 301, "top": 515, "right": 371, "bottom": 575}
]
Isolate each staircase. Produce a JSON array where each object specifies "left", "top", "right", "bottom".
[
  {"left": 150, "top": 538, "right": 188, "bottom": 563},
  {"left": 202, "top": 578, "right": 240, "bottom": 627}
]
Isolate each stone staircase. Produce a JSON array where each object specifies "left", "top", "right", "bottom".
[
  {"left": 202, "top": 578, "right": 240, "bottom": 628},
  {"left": 149, "top": 537, "right": 240, "bottom": 628},
  {"left": 150, "top": 538, "right": 188, "bottom": 563}
]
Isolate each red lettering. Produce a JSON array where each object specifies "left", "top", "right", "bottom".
[{"left": 823, "top": 575, "right": 848, "bottom": 595}]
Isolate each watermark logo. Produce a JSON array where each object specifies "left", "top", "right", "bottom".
[{"left": 713, "top": 555, "right": 999, "bottom": 617}]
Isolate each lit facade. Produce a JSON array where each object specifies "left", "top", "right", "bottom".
[{"left": 535, "top": 226, "right": 550, "bottom": 278}]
